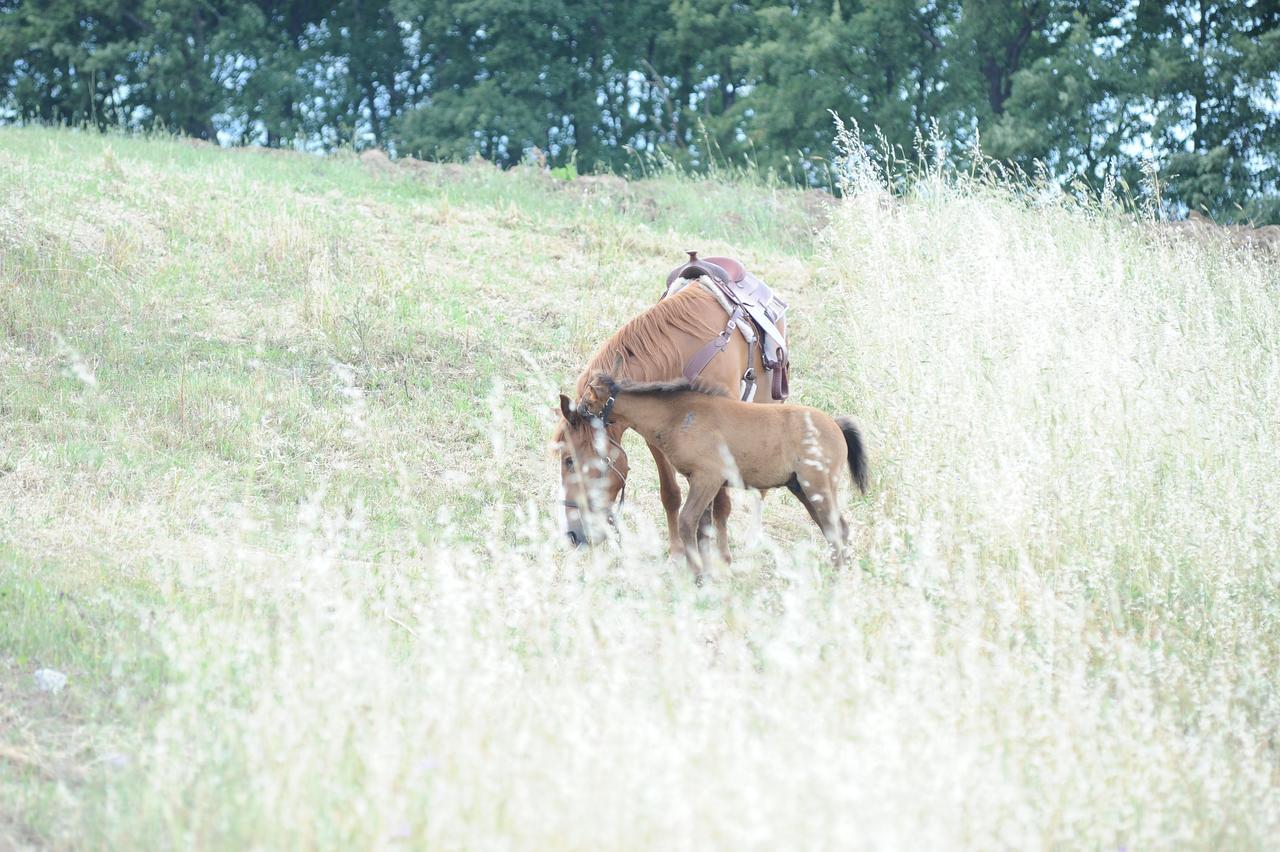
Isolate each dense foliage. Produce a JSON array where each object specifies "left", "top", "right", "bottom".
[{"left": 2, "top": 0, "right": 1278, "bottom": 219}]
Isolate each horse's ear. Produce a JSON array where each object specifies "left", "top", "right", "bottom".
[
  {"left": 612, "top": 353, "right": 624, "bottom": 375},
  {"left": 558, "top": 393, "right": 576, "bottom": 422}
]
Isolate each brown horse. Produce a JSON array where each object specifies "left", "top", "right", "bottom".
[
  {"left": 553, "top": 284, "right": 784, "bottom": 558},
  {"left": 568, "top": 373, "right": 868, "bottom": 576}
]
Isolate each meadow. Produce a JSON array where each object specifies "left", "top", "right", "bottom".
[{"left": 2, "top": 126, "right": 1278, "bottom": 849}]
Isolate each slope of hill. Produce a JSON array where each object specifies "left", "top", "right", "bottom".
[{"left": 2, "top": 128, "right": 1278, "bottom": 848}]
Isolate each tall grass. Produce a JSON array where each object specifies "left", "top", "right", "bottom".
[{"left": 4, "top": 127, "right": 1279, "bottom": 848}]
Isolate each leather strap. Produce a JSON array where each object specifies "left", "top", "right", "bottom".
[
  {"left": 684, "top": 304, "right": 743, "bottom": 382},
  {"left": 740, "top": 324, "right": 758, "bottom": 401},
  {"left": 704, "top": 273, "right": 786, "bottom": 374},
  {"left": 771, "top": 348, "right": 789, "bottom": 400},
  {"left": 750, "top": 311, "right": 787, "bottom": 366},
  {"left": 664, "top": 253, "right": 790, "bottom": 400}
]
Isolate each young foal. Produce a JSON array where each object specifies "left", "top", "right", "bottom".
[{"left": 569, "top": 373, "right": 868, "bottom": 576}]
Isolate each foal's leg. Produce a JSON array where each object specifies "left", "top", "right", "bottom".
[
  {"left": 712, "top": 488, "right": 732, "bottom": 566},
  {"left": 679, "top": 475, "right": 724, "bottom": 580},
  {"left": 785, "top": 475, "right": 826, "bottom": 529},
  {"left": 696, "top": 506, "right": 716, "bottom": 569},
  {"left": 649, "top": 441, "right": 684, "bottom": 558},
  {"left": 826, "top": 506, "right": 849, "bottom": 568},
  {"left": 810, "top": 477, "right": 848, "bottom": 568},
  {"left": 788, "top": 474, "right": 847, "bottom": 567},
  {"left": 694, "top": 489, "right": 731, "bottom": 566}
]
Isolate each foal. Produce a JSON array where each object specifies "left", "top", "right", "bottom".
[{"left": 568, "top": 373, "right": 868, "bottom": 575}]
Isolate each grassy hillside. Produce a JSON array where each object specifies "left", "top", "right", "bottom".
[{"left": 2, "top": 127, "right": 1279, "bottom": 848}]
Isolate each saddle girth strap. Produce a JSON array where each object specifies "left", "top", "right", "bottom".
[{"left": 684, "top": 304, "right": 744, "bottom": 385}]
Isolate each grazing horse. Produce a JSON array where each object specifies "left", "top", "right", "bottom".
[
  {"left": 553, "top": 283, "right": 785, "bottom": 559},
  {"left": 569, "top": 373, "right": 868, "bottom": 576}
]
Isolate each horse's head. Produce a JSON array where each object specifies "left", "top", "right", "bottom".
[{"left": 554, "top": 388, "right": 629, "bottom": 546}]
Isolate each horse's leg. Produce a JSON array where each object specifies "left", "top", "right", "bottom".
[
  {"left": 712, "top": 487, "right": 732, "bottom": 566},
  {"left": 787, "top": 475, "right": 846, "bottom": 567},
  {"left": 648, "top": 441, "right": 684, "bottom": 558},
  {"left": 679, "top": 475, "right": 723, "bottom": 580}
]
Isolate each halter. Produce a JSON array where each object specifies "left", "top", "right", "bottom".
[{"left": 579, "top": 383, "right": 617, "bottom": 426}]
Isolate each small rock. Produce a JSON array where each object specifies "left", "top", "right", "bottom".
[{"left": 34, "top": 668, "right": 68, "bottom": 694}]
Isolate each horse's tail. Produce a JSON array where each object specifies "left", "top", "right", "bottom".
[{"left": 835, "top": 417, "right": 868, "bottom": 494}]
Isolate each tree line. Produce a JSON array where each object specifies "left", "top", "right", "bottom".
[{"left": 2, "top": 1, "right": 1278, "bottom": 220}]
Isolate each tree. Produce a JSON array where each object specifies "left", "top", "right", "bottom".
[
  {"left": 392, "top": 0, "right": 662, "bottom": 169},
  {"left": 953, "top": 0, "right": 1056, "bottom": 120},
  {"left": 393, "top": 0, "right": 561, "bottom": 165},
  {"left": 641, "top": 0, "right": 753, "bottom": 165},
  {"left": 1132, "top": 0, "right": 1280, "bottom": 217},
  {"left": 128, "top": 0, "right": 255, "bottom": 140},
  {"left": 1, "top": 0, "right": 1277, "bottom": 219},
  {"left": 0, "top": 0, "right": 143, "bottom": 128},
  {"left": 985, "top": 4, "right": 1134, "bottom": 181},
  {"left": 303, "top": 0, "right": 407, "bottom": 147},
  {"left": 733, "top": 0, "right": 954, "bottom": 179},
  {"left": 229, "top": 1, "right": 328, "bottom": 147}
]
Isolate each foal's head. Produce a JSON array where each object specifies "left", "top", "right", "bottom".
[{"left": 553, "top": 374, "right": 629, "bottom": 547}]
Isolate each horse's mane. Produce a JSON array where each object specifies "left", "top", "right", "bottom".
[
  {"left": 554, "top": 285, "right": 724, "bottom": 444},
  {"left": 574, "top": 286, "right": 724, "bottom": 395}
]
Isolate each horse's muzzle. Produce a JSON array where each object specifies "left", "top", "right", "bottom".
[{"left": 563, "top": 512, "right": 613, "bottom": 548}]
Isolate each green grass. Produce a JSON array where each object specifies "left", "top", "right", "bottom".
[{"left": 2, "top": 125, "right": 1279, "bottom": 848}]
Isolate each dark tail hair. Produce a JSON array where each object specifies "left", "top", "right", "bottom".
[{"left": 835, "top": 417, "right": 868, "bottom": 494}]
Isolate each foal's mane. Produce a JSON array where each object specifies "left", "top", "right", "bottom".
[{"left": 600, "top": 374, "right": 728, "bottom": 399}]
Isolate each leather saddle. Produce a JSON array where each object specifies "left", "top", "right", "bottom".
[{"left": 662, "top": 251, "right": 790, "bottom": 401}]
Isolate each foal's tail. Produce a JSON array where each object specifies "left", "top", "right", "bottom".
[{"left": 835, "top": 417, "right": 869, "bottom": 494}]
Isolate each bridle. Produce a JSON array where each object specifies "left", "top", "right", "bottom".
[{"left": 562, "top": 385, "right": 628, "bottom": 518}]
